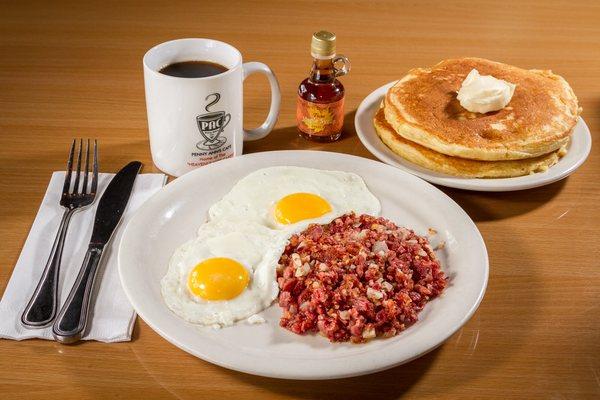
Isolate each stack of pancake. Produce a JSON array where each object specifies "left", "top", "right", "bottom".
[{"left": 374, "top": 58, "right": 581, "bottom": 178}]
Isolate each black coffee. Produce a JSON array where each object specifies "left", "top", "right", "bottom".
[{"left": 159, "top": 61, "right": 228, "bottom": 78}]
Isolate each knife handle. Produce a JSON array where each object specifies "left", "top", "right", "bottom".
[{"left": 52, "top": 245, "right": 104, "bottom": 343}]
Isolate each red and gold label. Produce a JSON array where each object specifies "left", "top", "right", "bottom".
[{"left": 296, "top": 96, "right": 344, "bottom": 136}]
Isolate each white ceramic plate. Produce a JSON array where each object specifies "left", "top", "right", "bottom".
[
  {"left": 355, "top": 82, "right": 592, "bottom": 192},
  {"left": 118, "top": 151, "right": 488, "bottom": 379}
]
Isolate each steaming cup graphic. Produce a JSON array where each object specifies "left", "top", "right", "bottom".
[{"left": 196, "top": 111, "right": 231, "bottom": 150}]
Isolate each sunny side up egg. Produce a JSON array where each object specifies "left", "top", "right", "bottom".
[
  {"left": 208, "top": 166, "right": 381, "bottom": 233},
  {"left": 161, "top": 219, "right": 282, "bottom": 326},
  {"left": 161, "top": 166, "right": 381, "bottom": 327}
]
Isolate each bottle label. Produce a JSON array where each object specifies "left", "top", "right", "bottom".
[{"left": 296, "top": 96, "right": 344, "bottom": 137}]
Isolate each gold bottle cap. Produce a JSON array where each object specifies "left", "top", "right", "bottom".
[{"left": 311, "top": 30, "right": 336, "bottom": 58}]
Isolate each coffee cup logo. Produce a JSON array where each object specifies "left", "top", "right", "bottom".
[{"left": 196, "top": 93, "right": 230, "bottom": 151}]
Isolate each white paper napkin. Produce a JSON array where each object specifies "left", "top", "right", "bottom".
[{"left": 0, "top": 171, "right": 167, "bottom": 342}]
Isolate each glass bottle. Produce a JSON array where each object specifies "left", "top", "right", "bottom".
[{"left": 296, "top": 31, "right": 350, "bottom": 142}]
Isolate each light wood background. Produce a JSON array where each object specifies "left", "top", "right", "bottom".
[{"left": 1, "top": 1, "right": 598, "bottom": 399}]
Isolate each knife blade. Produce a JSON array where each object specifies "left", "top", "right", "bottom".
[
  {"left": 90, "top": 161, "right": 142, "bottom": 246},
  {"left": 52, "top": 161, "right": 142, "bottom": 343}
]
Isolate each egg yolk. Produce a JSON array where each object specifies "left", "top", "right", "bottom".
[
  {"left": 274, "top": 192, "right": 332, "bottom": 225},
  {"left": 188, "top": 257, "right": 250, "bottom": 301}
]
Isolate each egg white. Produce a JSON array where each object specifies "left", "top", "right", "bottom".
[
  {"left": 208, "top": 166, "right": 381, "bottom": 233},
  {"left": 160, "top": 219, "right": 283, "bottom": 326}
]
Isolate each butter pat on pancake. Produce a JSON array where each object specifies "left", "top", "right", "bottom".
[{"left": 385, "top": 57, "right": 579, "bottom": 161}]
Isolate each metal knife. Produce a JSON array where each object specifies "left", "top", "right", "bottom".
[{"left": 52, "top": 161, "right": 142, "bottom": 343}]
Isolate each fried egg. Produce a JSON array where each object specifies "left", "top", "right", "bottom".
[
  {"left": 161, "top": 219, "right": 282, "bottom": 326},
  {"left": 162, "top": 166, "right": 381, "bottom": 327},
  {"left": 209, "top": 166, "right": 381, "bottom": 233}
]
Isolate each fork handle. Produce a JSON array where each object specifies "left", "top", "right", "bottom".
[
  {"left": 21, "top": 208, "right": 75, "bottom": 328},
  {"left": 52, "top": 245, "right": 104, "bottom": 343}
]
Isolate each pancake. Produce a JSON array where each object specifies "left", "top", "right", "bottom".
[
  {"left": 374, "top": 106, "right": 566, "bottom": 178},
  {"left": 385, "top": 57, "right": 579, "bottom": 161}
]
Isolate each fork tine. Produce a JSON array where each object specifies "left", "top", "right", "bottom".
[
  {"left": 72, "top": 139, "right": 83, "bottom": 194},
  {"left": 90, "top": 140, "right": 98, "bottom": 195},
  {"left": 62, "top": 140, "right": 76, "bottom": 195},
  {"left": 82, "top": 139, "right": 90, "bottom": 194}
]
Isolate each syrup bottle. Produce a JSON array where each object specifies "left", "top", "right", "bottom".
[{"left": 296, "top": 31, "right": 350, "bottom": 142}]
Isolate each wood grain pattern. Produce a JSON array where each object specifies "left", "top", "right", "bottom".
[{"left": 0, "top": 1, "right": 599, "bottom": 399}]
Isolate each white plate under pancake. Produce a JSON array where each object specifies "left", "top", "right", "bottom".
[{"left": 356, "top": 82, "right": 592, "bottom": 192}]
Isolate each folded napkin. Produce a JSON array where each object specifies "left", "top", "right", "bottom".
[{"left": 0, "top": 171, "right": 167, "bottom": 342}]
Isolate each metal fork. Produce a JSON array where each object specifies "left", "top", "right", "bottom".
[{"left": 21, "top": 139, "right": 98, "bottom": 328}]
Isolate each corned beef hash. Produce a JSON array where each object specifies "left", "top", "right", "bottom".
[{"left": 277, "top": 213, "right": 446, "bottom": 343}]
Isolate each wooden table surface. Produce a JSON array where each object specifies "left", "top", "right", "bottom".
[{"left": 1, "top": 1, "right": 598, "bottom": 399}]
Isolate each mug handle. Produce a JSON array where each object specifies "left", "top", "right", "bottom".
[{"left": 242, "top": 62, "right": 281, "bottom": 141}]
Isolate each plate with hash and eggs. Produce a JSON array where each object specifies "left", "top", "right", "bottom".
[
  {"left": 118, "top": 151, "right": 488, "bottom": 379},
  {"left": 356, "top": 58, "right": 591, "bottom": 191}
]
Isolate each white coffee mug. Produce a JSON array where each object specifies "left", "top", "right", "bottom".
[{"left": 143, "top": 38, "right": 281, "bottom": 177}]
